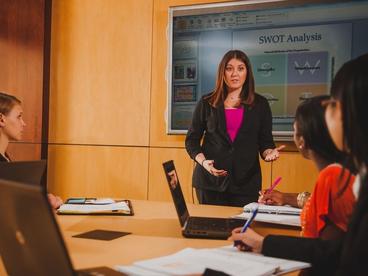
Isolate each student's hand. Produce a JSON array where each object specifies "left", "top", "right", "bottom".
[
  {"left": 229, "top": 227, "right": 264, "bottom": 253},
  {"left": 258, "top": 189, "right": 285, "bottom": 205},
  {"left": 264, "top": 145, "right": 286, "bottom": 161},
  {"left": 48, "top": 193, "right": 63, "bottom": 209},
  {"left": 202, "top": 160, "right": 228, "bottom": 177}
]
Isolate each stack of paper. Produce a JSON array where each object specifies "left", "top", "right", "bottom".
[
  {"left": 57, "top": 201, "right": 131, "bottom": 215},
  {"left": 231, "top": 202, "right": 301, "bottom": 227},
  {"left": 244, "top": 203, "right": 301, "bottom": 215},
  {"left": 116, "top": 246, "right": 310, "bottom": 276},
  {"left": 234, "top": 212, "right": 301, "bottom": 227}
]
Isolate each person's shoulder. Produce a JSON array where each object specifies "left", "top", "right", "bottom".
[
  {"left": 321, "top": 163, "right": 345, "bottom": 176},
  {"left": 317, "top": 164, "right": 349, "bottom": 190},
  {"left": 319, "top": 163, "right": 343, "bottom": 179},
  {"left": 198, "top": 92, "right": 214, "bottom": 106},
  {"left": 253, "top": 93, "right": 269, "bottom": 105}
]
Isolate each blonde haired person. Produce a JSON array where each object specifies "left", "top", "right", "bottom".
[{"left": 0, "top": 92, "right": 62, "bottom": 209}]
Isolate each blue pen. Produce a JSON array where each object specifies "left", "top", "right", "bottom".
[{"left": 233, "top": 205, "right": 259, "bottom": 247}]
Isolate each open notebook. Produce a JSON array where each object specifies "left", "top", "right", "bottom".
[
  {"left": 116, "top": 245, "right": 310, "bottom": 276},
  {"left": 232, "top": 202, "right": 301, "bottom": 227}
]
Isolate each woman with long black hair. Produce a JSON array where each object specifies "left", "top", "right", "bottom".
[{"left": 230, "top": 53, "right": 368, "bottom": 275}]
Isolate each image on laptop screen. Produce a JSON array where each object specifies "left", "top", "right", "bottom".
[{"left": 162, "top": 160, "right": 189, "bottom": 227}]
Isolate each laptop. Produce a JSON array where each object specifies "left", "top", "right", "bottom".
[
  {"left": 0, "top": 179, "right": 126, "bottom": 276},
  {"left": 162, "top": 160, "right": 246, "bottom": 239},
  {"left": 0, "top": 160, "right": 47, "bottom": 186}
]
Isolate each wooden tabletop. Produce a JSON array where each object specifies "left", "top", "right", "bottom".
[{"left": 0, "top": 200, "right": 301, "bottom": 275}]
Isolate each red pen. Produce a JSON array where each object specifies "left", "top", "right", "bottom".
[{"left": 266, "top": 176, "right": 282, "bottom": 194}]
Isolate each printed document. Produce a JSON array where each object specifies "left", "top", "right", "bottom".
[{"left": 116, "top": 246, "right": 310, "bottom": 276}]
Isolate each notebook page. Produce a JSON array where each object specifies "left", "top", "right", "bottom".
[
  {"left": 244, "top": 202, "right": 301, "bottom": 215},
  {"left": 233, "top": 212, "right": 301, "bottom": 227},
  {"left": 214, "top": 246, "right": 310, "bottom": 274},
  {"left": 134, "top": 248, "right": 277, "bottom": 276}
]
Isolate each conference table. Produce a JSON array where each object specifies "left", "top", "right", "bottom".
[{"left": 0, "top": 200, "right": 301, "bottom": 275}]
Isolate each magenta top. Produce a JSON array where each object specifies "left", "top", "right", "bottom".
[{"left": 225, "top": 107, "right": 244, "bottom": 142}]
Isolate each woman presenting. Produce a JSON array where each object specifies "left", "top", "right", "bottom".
[{"left": 185, "top": 50, "right": 284, "bottom": 207}]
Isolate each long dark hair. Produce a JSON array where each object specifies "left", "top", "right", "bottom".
[
  {"left": 333, "top": 54, "right": 368, "bottom": 264},
  {"left": 206, "top": 50, "right": 255, "bottom": 107},
  {"left": 330, "top": 54, "right": 368, "bottom": 170},
  {"left": 295, "top": 95, "right": 345, "bottom": 165}
]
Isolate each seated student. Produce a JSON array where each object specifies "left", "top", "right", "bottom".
[
  {"left": 258, "top": 95, "right": 355, "bottom": 239},
  {"left": 229, "top": 53, "right": 368, "bottom": 275},
  {"left": 0, "top": 92, "right": 62, "bottom": 209}
]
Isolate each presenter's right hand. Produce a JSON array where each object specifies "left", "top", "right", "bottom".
[
  {"left": 202, "top": 160, "right": 227, "bottom": 177},
  {"left": 258, "top": 189, "right": 285, "bottom": 205}
]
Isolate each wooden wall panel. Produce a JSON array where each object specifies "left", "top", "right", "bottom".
[
  {"left": 148, "top": 148, "right": 195, "bottom": 202},
  {"left": 49, "top": 0, "right": 153, "bottom": 146},
  {"left": 47, "top": 145, "right": 149, "bottom": 200},
  {"left": 260, "top": 159, "right": 272, "bottom": 190},
  {"left": 271, "top": 152, "right": 318, "bottom": 193},
  {"left": 7, "top": 143, "right": 42, "bottom": 161},
  {"left": 0, "top": 0, "right": 49, "bottom": 160}
]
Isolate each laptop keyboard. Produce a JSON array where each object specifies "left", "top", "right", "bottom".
[{"left": 187, "top": 217, "right": 244, "bottom": 232}]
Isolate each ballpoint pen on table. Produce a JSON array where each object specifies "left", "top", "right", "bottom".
[{"left": 233, "top": 205, "right": 259, "bottom": 247}]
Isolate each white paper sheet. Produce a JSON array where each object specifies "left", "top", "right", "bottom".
[
  {"left": 233, "top": 212, "right": 301, "bottom": 227},
  {"left": 244, "top": 202, "right": 302, "bottom": 215},
  {"left": 58, "top": 201, "right": 130, "bottom": 213},
  {"left": 118, "top": 246, "right": 310, "bottom": 276}
]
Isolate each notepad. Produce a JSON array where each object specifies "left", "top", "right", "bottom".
[
  {"left": 233, "top": 212, "right": 301, "bottom": 227},
  {"left": 244, "top": 202, "right": 301, "bottom": 215},
  {"left": 57, "top": 200, "right": 134, "bottom": 216},
  {"left": 116, "top": 246, "right": 310, "bottom": 276}
]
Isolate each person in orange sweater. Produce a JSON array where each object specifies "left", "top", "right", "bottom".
[{"left": 258, "top": 95, "right": 355, "bottom": 239}]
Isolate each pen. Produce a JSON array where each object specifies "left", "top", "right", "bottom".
[
  {"left": 233, "top": 205, "right": 258, "bottom": 247},
  {"left": 266, "top": 176, "right": 282, "bottom": 194}
]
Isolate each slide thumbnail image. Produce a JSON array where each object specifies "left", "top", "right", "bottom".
[
  {"left": 250, "top": 54, "right": 286, "bottom": 86},
  {"left": 287, "top": 51, "right": 329, "bottom": 84},
  {"left": 287, "top": 84, "right": 329, "bottom": 116},
  {"left": 257, "top": 86, "right": 286, "bottom": 117}
]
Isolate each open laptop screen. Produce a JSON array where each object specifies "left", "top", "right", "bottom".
[
  {"left": 162, "top": 160, "right": 189, "bottom": 227},
  {"left": 0, "top": 179, "right": 74, "bottom": 276},
  {"left": 0, "top": 160, "right": 46, "bottom": 186}
]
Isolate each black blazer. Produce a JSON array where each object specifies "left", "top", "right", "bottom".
[
  {"left": 262, "top": 175, "right": 368, "bottom": 276},
  {"left": 185, "top": 93, "right": 275, "bottom": 195}
]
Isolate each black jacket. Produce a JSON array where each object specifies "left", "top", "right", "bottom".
[
  {"left": 185, "top": 93, "right": 275, "bottom": 195},
  {"left": 262, "top": 175, "right": 368, "bottom": 276}
]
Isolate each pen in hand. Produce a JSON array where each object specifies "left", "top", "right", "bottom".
[
  {"left": 233, "top": 205, "right": 259, "bottom": 247},
  {"left": 266, "top": 176, "right": 282, "bottom": 194}
]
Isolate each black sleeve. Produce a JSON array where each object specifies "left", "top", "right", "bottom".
[
  {"left": 262, "top": 235, "right": 342, "bottom": 275},
  {"left": 203, "top": 268, "right": 230, "bottom": 276},
  {"left": 258, "top": 97, "right": 275, "bottom": 156},
  {"left": 185, "top": 98, "right": 206, "bottom": 160}
]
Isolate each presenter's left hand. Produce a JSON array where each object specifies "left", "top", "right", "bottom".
[{"left": 264, "top": 145, "right": 285, "bottom": 161}]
